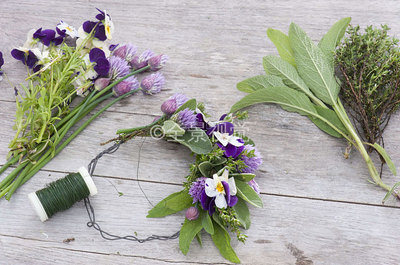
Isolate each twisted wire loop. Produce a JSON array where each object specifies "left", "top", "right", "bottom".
[{"left": 84, "top": 140, "right": 180, "bottom": 243}]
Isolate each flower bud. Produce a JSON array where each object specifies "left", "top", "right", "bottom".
[
  {"left": 113, "top": 76, "right": 139, "bottom": 96},
  {"left": 161, "top": 98, "right": 177, "bottom": 115},
  {"left": 94, "top": 77, "right": 111, "bottom": 91},
  {"left": 148, "top": 54, "right": 168, "bottom": 71},
  {"left": 185, "top": 207, "right": 199, "bottom": 221}
]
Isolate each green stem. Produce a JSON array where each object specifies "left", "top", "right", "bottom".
[
  {"left": 0, "top": 155, "right": 20, "bottom": 175},
  {"left": 6, "top": 89, "right": 140, "bottom": 199},
  {"left": 116, "top": 114, "right": 167, "bottom": 134}
]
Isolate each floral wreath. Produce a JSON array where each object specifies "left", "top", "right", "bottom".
[{"left": 98, "top": 93, "right": 263, "bottom": 264}]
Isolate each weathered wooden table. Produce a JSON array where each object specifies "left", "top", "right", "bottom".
[{"left": 1, "top": 0, "right": 400, "bottom": 264}]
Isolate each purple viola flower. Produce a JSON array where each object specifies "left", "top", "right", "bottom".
[
  {"left": 189, "top": 177, "right": 206, "bottom": 203},
  {"left": 95, "top": 8, "right": 110, "bottom": 21},
  {"left": 33, "top": 28, "right": 56, "bottom": 46},
  {"left": 109, "top": 56, "right": 130, "bottom": 79},
  {"left": 109, "top": 44, "right": 119, "bottom": 51},
  {"left": 11, "top": 49, "right": 38, "bottom": 68},
  {"left": 141, "top": 72, "right": 165, "bottom": 95},
  {"left": 130, "top": 49, "right": 155, "bottom": 70},
  {"left": 148, "top": 54, "right": 168, "bottom": 71},
  {"left": 214, "top": 130, "right": 245, "bottom": 159},
  {"left": 83, "top": 21, "right": 97, "bottom": 34},
  {"left": 177, "top": 108, "right": 197, "bottom": 129},
  {"left": 200, "top": 190, "right": 216, "bottom": 216},
  {"left": 0, "top": 51, "right": 4, "bottom": 68},
  {"left": 248, "top": 179, "right": 260, "bottom": 194},
  {"left": 196, "top": 113, "right": 234, "bottom": 136},
  {"left": 89, "top": 47, "right": 106, "bottom": 62},
  {"left": 185, "top": 207, "right": 199, "bottom": 221},
  {"left": 240, "top": 145, "right": 263, "bottom": 173},
  {"left": 113, "top": 75, "right": 139, "bottom": 96},
  {"left": 113, "top": 43, "right": 137, "bottom": 62},
  {"left": 94, "top": 24, "right": 107, "bottom": 41},
  {"left": 90, "top": 48, "right": 109, "bottom": 77},
  {"left": 161, "top": 93, "right": 189, "bottom": 115}
]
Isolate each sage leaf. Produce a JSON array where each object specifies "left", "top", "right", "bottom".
[
  {"left": 201, "top": 210, "right": 214, "bottom": 235},
  {"left": 309, "top": 105, "right": 346, "bottom": 138},
  {"left": 267, "top": 28, "right": 296, "bottom": 66},
  {"left": 318, "top": 17, "right": 351, "bottom": 67},
  {"left": 371, "top": 143, "right": 397, "bottom": 176},
  {"left": 162, "top": 120, "right": 185, "bottom": 137},
  {"left": 179, "top": 217, "right": 203, "bottom": 255},
  {"left": 175, "top": 98, "right": 197, "bottom": 114},
  {"left": 198, "top": 161, "right": 214, "bottom": 177},
  {"left": 195, "top": 232, "right": 203, "bottom": 247},
  {"left": 178, "top": 128, "right": 213, "bottom": 154},
  {"left": 211, "top": 220, "right": 241, "bottom": 264},
  {"left": 231, "top": 173, "right": 255, "bottom": 182},
  {"left": 289, "top": 23, "right": 339, "bottom": 105},
  {"left": 237, "top": 75, "right": 284, "bottom": 93},
  {"left": 147, "top": 190, "right": 193, "bottom": 218},
  {"left": 233, "top": 198, "right": 251, "bottom": 229},
  {"left": 236, "top": 180, "right": 263, "bottom": 208}
]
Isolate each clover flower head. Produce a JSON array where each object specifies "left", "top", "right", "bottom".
[
  {"left": 141, "top": 72, "right": 165, "bottom": 95},
  {"left": 113, "top": 75, "right": 139, "bottom": 97},
  {"left": 148, "top": 54, "right": 168, "bottom": 71},
  {"left": 189, "top": 177, "right": 206, "bottom": 203},
  {"left": 240, "top": 145, "right": 263, "bottom": 173},
  {"left": 113, "top": 43, "right": 137, "bottom": 62},
  {"left": 177, "top": 108, "right": 197, "bottom": 129},
  {"left": 109, "top": 55, "right": 130, "bottom": 79},
  {"left": 130, "top": 49, "right": 155, "bottom": 69}
]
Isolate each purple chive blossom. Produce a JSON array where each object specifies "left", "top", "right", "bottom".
[
  {"left": 94, "top": 77, "right": 111, "bottom": 90},
  {"left": 240, "top": 145, "right": 263, "bottom": 173},
  {"left": 248, "top": 179, "right": 260, "bottom": 194},
  {"left": 113, "top": 43, "right": 137, "bottom": 62},
  {"left": 185, "top": 207, "right": 199, "bottom": 221},
  {"left": 148, "top": 54, "right": 168, "bottom": 71},
  {"left": 177, "top": 108, "right": 197, "bottom": 129},
  {"left": 113, "top": 75, "right": 139, "bottom": 96},
  {"left": 109, "top": 56, "right": 130, "bottom": 79},
  {"left": 130, "top": 49, "right": 155, "bottom": 69},
  {"left": 161, "top": 93, "right": 190, "bottom": 114},
  {"left": 189, "top": 177, "right": 206, "bottom": 203},
  {"left": 141, "top": 72, "right": 165, "bottom": 95}
]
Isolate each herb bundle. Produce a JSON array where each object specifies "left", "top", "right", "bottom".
[
  {"left": 231, "top": 18, "right": 399, "bottom": 200},
  {"left": 115, "top": 95, "right": 262, "bottom": 263},
  {"left": 335, "top": 25, "right": 400, "bottom": 159},
  {"left": 0, "top": 9, "right": 168, "bottom": 200}
]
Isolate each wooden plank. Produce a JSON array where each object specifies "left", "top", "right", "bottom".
[{"left": 1, "top": 171, "right": 400, "bottom": 264}]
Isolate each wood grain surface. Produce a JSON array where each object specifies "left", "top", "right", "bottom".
[{"left": 1, "top": 0, "right": 400, "bottom": 264}]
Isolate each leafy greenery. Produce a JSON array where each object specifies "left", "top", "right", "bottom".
[{"left": 147, "top": 189, "right": 193, "bottom": 218}]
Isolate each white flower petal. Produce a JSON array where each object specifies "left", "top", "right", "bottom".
[
  {"left": 220, "top": 169, "right": 229, "bottom": 181},
  {"left": 214, "top": 131, "right": 229, "bottom": 146},
  {"left": 215, "top": 194, "right": 227, "bottom": 209},
  {"left": 228, "top": 136, "right": 244, "bottom": 147},
  {"left": 228, "top": 177, "right": 237, "bottom": 196},
  {"left": 205, "top": 178, "right": 217, "bottom": 197}
]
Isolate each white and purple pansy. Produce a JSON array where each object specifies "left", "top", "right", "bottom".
[
  {"left": 201, "top": 170, "right": 238, "bottom": 216},
  {"left": 11, "top": 48, "right": 39, "bottom": 69},
  {"left": 0, "top": 51, "right": 4, "bottom": 81},
  {"left": 56, "top": 21, "right": 78, "bottom": 38},
  {"left": 214, "top": 131, "right": 245, "bottom": 158},
  {"left": 89, "top": 48, "right": 110, "bottom": 77}
]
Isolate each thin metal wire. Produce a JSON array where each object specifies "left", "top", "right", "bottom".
[{"left": 84, "top": 139, "right": 179, "bottom": 243}]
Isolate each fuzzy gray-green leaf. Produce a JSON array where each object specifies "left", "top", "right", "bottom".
[
  {"left": 289, "top": 23, "right": 339, "bottom": 105},
  {"left": 237, "top": 75, "right": 284, "bottom": 93},
  {"left": 267, "top": 28, "right": 296, "bottom": 66}
]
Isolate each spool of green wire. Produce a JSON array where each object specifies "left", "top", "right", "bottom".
[{"left": 28, "top": 167, "right": 97, "bottom": 222}]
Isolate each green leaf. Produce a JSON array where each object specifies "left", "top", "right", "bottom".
[
  {"left": 267, "top": 28, "right": 296, "bottom": 66},
  {"left": 211, "top": 220, "right": 241, "bottom": 264},
  {"left": 233, "top": 198, "right": 251, "bottom": 229},
  {"left": 370, "top": 143, "right": 397, "bottom": 176},
  {"left": 147, "top": 190, "right": 193, "bottom": 218},
  {"left": 178, "top": 128, "right": 213, "bottom": 154},
  {"left": 382, "top": 181, "right": 400, "bottom": 203},
  {"left": 236, "top": 180, "right": 263, "bottom": 208},
  {"left": 179, "top": 217, "right": 203, "bottom": 255},
  {"left": 289, "top": 23, "right": 339, "bottom": 105},
  {"left": 198, "top": 161, "right": 214, "bottom": 177},
  {"left": 263, "top": 56, "right": 311, "bottom": 95},
  {"left": 237, "top": 75, "right": 284, "bottom": 93},
  {"left": 162, "top": 120, "right": 185, "bottom": 137},
  {"left": 211, "top": 156, "right": 227, "bottom": 166},
  {"left": 318, "top": 17, "right": 351, "bottom": 67},
  {"left": 231, "top": 173, "right": 255, "bottom": 182},
  {"left": 175, "top": 98, "right": 197, "bottom": 114},
  {"left": 231, "top": 86, "right": 317, "bottom": 117},
  {"left": 195, "top": 232, "right": 203, "bottom": 247},
  {"left": 201, "top": 210, "right": 214, "bottom": 235},
  {"left": 309, "top": 105, "right": 346, "bottom": 138}
]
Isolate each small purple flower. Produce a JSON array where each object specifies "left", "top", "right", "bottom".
[
  {"left": 90, "top": 48, "right": 109, "bottom": 77},
  {"left": 141, "top": 72, "right": 165, "bottom": 95},
  {"left": 189, "top": 177, "right": 206, "bottom": 203},
  {"left": 130, "top": 50, "right": 155, "bottom": 70},
  {"left": 113, "top": 75, "right": 139, "bottom": 96},
  {"left": 33, "top": 28, "right": 56, "bottom": 46},
  {"left": 94, "top": 77, "right": 111, "bottom": 90},
  {"left": 177, "top": 108, "right": 197, "bottom": 129},
  {"left": 11, "top": 49, "right": 38, "bottom": 68},
  {"left": 82, "top": 20, "right": 106, "bottom": 41},
  {"left": 109, "top": 44, "right": 119, "bottom": 51},
  {"left": 113, "top": 43, "right": 137, "bottom": 62},
  {"left": 83, "top": 21, "right": 97, "bottom": 34},
  {"left": 196, "top": 113, "right": 234, "bottom": 136},
  {"left": 185, "top": 207, "right": 199, "bottom": 221},
  {"left": 248, "top": 179, "right": 260, "bottom": 194},
  {"left": 0, "top": 51, "right": 4, "bottom": 68},
  {"left": 95, "top": 8, "right": 111, "bottom": 21},
  {"left": 148, "top": 54, "right": 168, "bottom": 71},
  {"left": 240, "top": 145, "right": 263, "bottom": 173},
  {"left": 109, "top": 56, "right": 130, "bottom": 79},
  {"left": 161, "top": 93, "right": 190, "bottom": 114}
]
